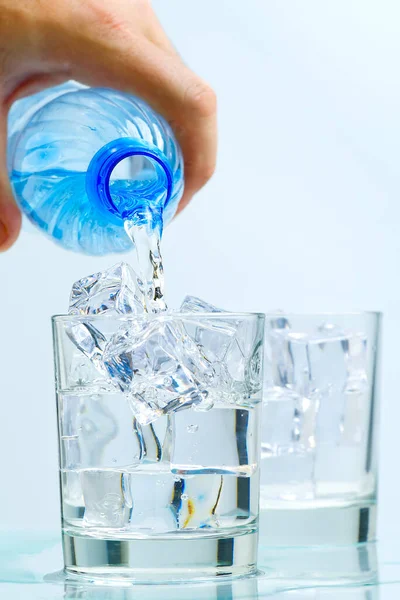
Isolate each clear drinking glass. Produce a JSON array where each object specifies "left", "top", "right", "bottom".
[
  {"left": 52, "top": 312, "right": 265, "bottom": 581},
  {"left": 260, "top": 312, "right": 381, "bottom": 548}
]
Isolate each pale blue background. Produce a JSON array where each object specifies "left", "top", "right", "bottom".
[{"left": 0, "top": 0, "right": 398, "bottom": 545}]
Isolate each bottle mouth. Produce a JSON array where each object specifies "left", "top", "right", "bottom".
[{"left": 86, "top": 138, "right": 173, "bottom": 221}]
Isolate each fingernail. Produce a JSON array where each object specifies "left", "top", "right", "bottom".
[{"left": 0, "top": 220, "right": 8, "bottom": 250}]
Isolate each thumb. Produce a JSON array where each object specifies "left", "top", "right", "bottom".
[{"left": 0, "top": 113, "right": 21, "bottom": 252}]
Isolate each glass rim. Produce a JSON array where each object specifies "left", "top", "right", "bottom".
[
  {"left": 51, "top": 311, "right": 265, "bottom": 324},
  {"left": 264, "top": 310, "right": 382, "bottom": 318}
]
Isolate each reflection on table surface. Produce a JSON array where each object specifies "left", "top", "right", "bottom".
[
  {"left": 2, "top": 580, "right": 400, "bottom": 599},
  {"left": 0, "top": 531, "right": 400, "bottom": 599}
]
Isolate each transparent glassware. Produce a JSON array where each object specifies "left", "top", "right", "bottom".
[
  {"left": 260, "top": 312, "right": 381, "bottom": 548},
  {"left": 52, "top": 312, "right": 265, "bottom": 582}
]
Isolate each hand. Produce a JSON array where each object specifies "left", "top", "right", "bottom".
[{"left": 0, "top": 0, "right": 217, "bottom": 250}]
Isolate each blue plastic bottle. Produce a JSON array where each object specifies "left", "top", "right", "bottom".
[{"left": 7, "top": 81, "right": 184, "bottom": 255}]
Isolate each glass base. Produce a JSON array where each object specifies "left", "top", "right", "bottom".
[
  {"left": 62, "top": 528, "right": 258, "bottom": 582},
  {"left": 259, "top": 542, "right": 378, "bottom": 586},
  {"left": 259, "top": 501, "right": 376, "bottom": 546},
  {"left": 10, "top": 530, "right": 400, "bottom": 598}
]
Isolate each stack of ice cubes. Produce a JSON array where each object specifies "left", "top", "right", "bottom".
[
  {"left": 260, "top": 316, "right": 371, "bottom": 502},
  {"left": 67, "top": 262, "right": 260, "bottom": 425},
  {"left": 263, "top": 316, "right": 369, "bottom": 459}
]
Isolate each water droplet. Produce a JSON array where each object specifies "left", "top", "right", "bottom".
[
  {"left": 187, "top": 424, "right": 198, "bottom": 433},
  {"left": 181, "top": 494, "right": 188, "bottom": 501}
]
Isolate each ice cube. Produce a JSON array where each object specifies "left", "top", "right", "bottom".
[
  {"left": 61, "top": 471, "right": 84, "bottom": 516},
  {"left": 341, "top": 332, "right": 369, "bottom": 445},
  {"left": 171, "top": 406, "right": 259, "bottom": 476},
  {"left": 224, "top": 321, "right": 264, "bottom": 396},
  {"left": 174, "top": 475, "right": 227, "bottom": 530},
  {"left": 180, "top": 295, "right": 237, "bottom": 361},
  {"left": 343, "top": 333, "right": 368, "bottom": 394},
  {"left": 265, "top": 324, "right": 369, "bottom": 447},
  {"left": 66, "top": 262, "right": 147, "bottom": 379},
  {"left": 309, "top": 327, "right": 355, "bottom": 392},
  {"left": 61, "top": 394, "right": 135, "bottom": 469},
  {"left": 123, "top": 470, "right": 179, "bottom": 532},
  {"left": 314, "top": 334, "right": 370, "bottom": 487},
  {"left": 180, "top": 296, "right": 257, "bottom": 401},
  {"left": 245, "top": 338, "right": 264, "bottom": 394},
  {"left": 261, "top": 384, "right": 317, "bottom": 500},
  {"left": 180, "top": 331, "right": 228, "bottom": 389},
  {"left": 75, "top": 395, "right": 118, "bottom": 467},
  {"left": 127, "top": 395, "right": 163, "bottom": 427},
  {"left": 180, "top": 295, "right": 223, "bottom": 313},
  {"left": 262, "top": 388, "right": 318, "bottom": 457},
  {"left": 179, "top": 328, "right": 245, "bottom": 410},
  {"left": 82, "top": 470, "right": 132, "bottom": 528},
  {"left": 69, "top": 262, "right": 145, "bottom": 316},
  {"left": 309, "top": 328, "right": 368, "bottom": 446},
  {"left": 60, "top": 435, "right": 81, "bottom": 470},
  {"left": 270, "top": 315, "right": 291, "bottom": 330},
  {"left": 266, "top": 322, "right": 352, "bottom": 395},
  {"left": 68, "top": 358, "right": 91, "bottom": 388},
  {"left": 66, "top": 322, "right": 107, "bottom": 375},
  {"left": 138, "top": 415, "right": 174, "bottom": 463},
  {"left": 67, "top": 351, "right": 112, "bottom": 392},
  {"left": 102, "top": 319, "right": 203, "bottom": 425},
  {"left": 266, "top": 329, "right": 295, "bottom": 389}
]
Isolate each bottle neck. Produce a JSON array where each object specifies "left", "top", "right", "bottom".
[{"left": 85, "top": 138, "right": 173, "bottom": 222}]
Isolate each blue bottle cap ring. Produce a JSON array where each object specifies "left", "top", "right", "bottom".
[{"left": 86, "top": 138, "right": 173, "bottom": 219}]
